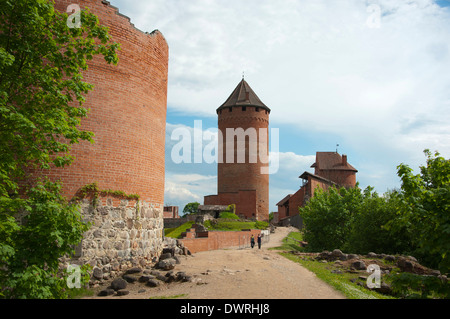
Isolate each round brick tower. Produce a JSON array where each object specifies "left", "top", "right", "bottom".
[
  {"left": 216, "top": 79, "right": 270, "bottom": 221},
  {"left": 32, "top": 0, "right": 169, "bottom": 270},
  {"left": 48, "top": 0, "right": 169, "bottom": 206}
]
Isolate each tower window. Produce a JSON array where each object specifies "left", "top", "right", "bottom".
[
  {"left": 242, "top": 106, "right": 246, "bottom": 111},
  {"left": 229, "top": 107, "right": 232, "bottom": 112},
  {"left": 256, "top": 107, "right": 259, "bottom": 112}
]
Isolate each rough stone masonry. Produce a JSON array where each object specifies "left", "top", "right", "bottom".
[{"left": 62, "top": 197, "right": 164, "bottom": 284}]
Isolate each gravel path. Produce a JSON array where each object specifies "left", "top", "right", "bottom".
[{"left": 90, "top": 226, "right": 345, "bottom": 299}]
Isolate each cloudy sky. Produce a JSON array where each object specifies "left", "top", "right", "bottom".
[{"left": 109, "top": 0, "right": 450, "bottom": 213}]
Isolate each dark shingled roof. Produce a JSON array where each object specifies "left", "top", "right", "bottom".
[
  {"left": 311, "top": 152, "right": 358, "bottom": 172},
  {"left": 216, "top": 79, "right": 271, "bottom": 113},
  {"left": 276, "top": 194, "right": 293, "bottom": 206},
  {"left": 299, "top": 171, "right": 338, "bottom": 185}
]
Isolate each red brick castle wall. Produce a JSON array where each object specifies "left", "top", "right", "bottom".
[{"left": 45, "top": 0, "right": 169, "bottom": 206}]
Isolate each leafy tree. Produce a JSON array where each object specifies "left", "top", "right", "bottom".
[
  {"left": 395, "top": 150, "right": 450, "bottom": 272},
  {"left": 299, "top": 185, "right": 412, "bottom": 254},
  {"left": 299, "top": 186, "right": 362, "bottom": 251},
  {"left": 346, "top": 189, "right": 412, "bottom": 255},
  {"left": 182, "top": 202, "right": 200, "bottom": 215},
  {"left": 0, "top": 0, "right": 119, "bottom": 298},
  {"left": 299, "top": 149, "right": 449, "bottom": 274}
]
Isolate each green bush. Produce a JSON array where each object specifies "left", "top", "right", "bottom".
[
  {"left": 345, "top": 189, "right": 411, "bottom": 255},
  {"left": 299, "top": 185, "right": 413, "bottom": 255},
  {"left": 298, "top": 150, "right": 449, "bottom": 274},
  {"left": 219, "top": 211, "right": 240, "bottom": 219},
  {"left": 299, "top": 186, "right": 361, "bottom": 251},
  {"left": 389, "top": 272, "right": 450, "bottom": 299},
  {"left": 255, "top": 220, "right": 269, "bottom": 229},
  {"left": 394, "top": 150, "right": 450, "bottom": 272}
]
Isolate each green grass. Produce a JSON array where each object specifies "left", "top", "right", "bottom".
[
  {"left": 164, "top": 221, "right": 194, "bottom": 238},
  {"left": 274, "top": 231, "right": 394, "bottom": 299},
  {"left": 204, "top": 219, "right": 268, "bottom": 231},
  {"left": 280, "top": 252, "right": 392, "bottom": 299},
  {"left": 270, "top": 231, "right": 304, "bottom": 252},
  {"left": 68, "top": 287, "right": 95, "bottom": 299},
  {"left": 164, "top": 219, "right": 269, "bottom": 239},
  {"left": 219, "top": 212, "right": 240, "bottom": 219}
]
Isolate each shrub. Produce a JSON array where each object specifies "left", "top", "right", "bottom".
[
  {"left": 219, "top": 211, "right": 240, "bottom": 219},
  {"left": 299, "top": 186, "right": 361, "bottom": 251},
  {"left": 299, "top": 185, "right": 412, "bottom": 254},
  {"left": 394, "top": 150, "right": 450, "bottom": 272},
  {"left": 389, "top": 272, "right": 450, "bottom": 299},
  {"left": 345, "top": 189, "right": 412, "bottom": 255}
]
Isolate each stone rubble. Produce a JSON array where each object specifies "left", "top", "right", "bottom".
[
  {"left": 96, "top": 236, "right": 192, "bottom": 297},
  {"left": 308, "top": 249, "right": 448, "bottom": 295}
]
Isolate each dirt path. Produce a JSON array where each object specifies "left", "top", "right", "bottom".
[{"left": 91, "top": 226, "right": 345, "bottom": 299}]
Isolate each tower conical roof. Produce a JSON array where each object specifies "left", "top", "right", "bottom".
[{"left": 217, "top": 79, "right": 270, "bottom": 113}]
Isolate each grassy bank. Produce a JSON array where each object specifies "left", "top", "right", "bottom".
[
  {"left": 164, "top": 219, "right": 268, "bottom": 239},
  {"left": 272, "top": 231, "right": 393, "bottom": 299},
  {"left": 164, "top": 221, "right": 195, "bottom": 238}
]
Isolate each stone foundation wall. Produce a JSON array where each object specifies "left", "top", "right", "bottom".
[{"left": 66, "top": 196, "right": 164, "bottom": 283}]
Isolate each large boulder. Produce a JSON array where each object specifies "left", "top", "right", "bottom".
[
  {"left": 98, "top": 288, "right": 115, "bottom": 296},
  {"left": 92, "top": 267, "right": 103, "bottom": 280},
  {"left": 123, "top": 274, "right": 140, "bottom": 283},
  {"left": 331, "top": 249, "right": 345, "bottom": 259},
  {"left": 125, "top": 267, "right": 142, "bottom": 275},
  {"left": 397, "top": 257, "right": 414, "bottom": 273},
  {"left": 110, "top": 277, "right": 127, "bottom": 291},
  {"left": 352, "top": 260, "right": 367, "bottom": 270},
  {"left": 157, "top": 258, "right": 177, "bottom": 270},
  {"left": 146, "top": 279, "right": 161, "bottom": 288},
  {"left": 317, "top": 251, "right": 331, "bottom": 260}
]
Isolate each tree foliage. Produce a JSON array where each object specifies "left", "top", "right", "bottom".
[
  {"left": 299, "top": 149, "right": 449, "bottom": 273},
  {"left": 299, "top": 186, "right": 362, "bottom": 251},
  {"left": 346, "top": 189, "right": 411, "bottom": 255},
  {"left": 182, "top": 202, "right": 200, "bottom": 215},
  {"left": 394, "top": 150, "right": 450, "bottom": 272},
  {"left": 0, "top": 0, "right": 119, "bottom": 298}
]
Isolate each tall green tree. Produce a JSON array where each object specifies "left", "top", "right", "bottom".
[
  {"left": 0, "top": 0, "right": 119, "bottom": 298},
  {"left": 395, "top": 150, "right": 450, "bottom": 272},
  {"left": 299, "top": 185, "right": 413, "bottom": 255},
  {"left": 299, "top": 186, "right": 362, "bottom": 251},
  {"left": 183, "top": 202, "right": 200, "bottom": 216},
  {"left": 346, "top": 189, "right": 411, "bottom": 255}
]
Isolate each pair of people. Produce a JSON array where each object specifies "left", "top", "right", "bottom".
[{"left": 250, "top": 234, "right": 262, "bottom": 249}]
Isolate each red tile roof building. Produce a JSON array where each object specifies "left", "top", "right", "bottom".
[{"left": 275, "top": 152, "right": 358, "bottom": 226}]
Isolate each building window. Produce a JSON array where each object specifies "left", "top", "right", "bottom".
[
  {"left": 229, "top": 107, "right": 232, "bottom": 112},
  {"left": 256, "top": 107, "right": 259, "bottom": 112},
  {"left": 242, "top": 106, "right": 246, "bottom": 111}
]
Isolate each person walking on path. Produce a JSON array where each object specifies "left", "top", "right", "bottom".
[
  {"left": 257, "top": 234, "right": 262, "bottom": 249},
  {"left": 250, "top": 235, "right": 255, "bottom": 248}
]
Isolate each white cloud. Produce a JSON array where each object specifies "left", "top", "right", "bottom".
[
  {"left": 164, "top": 172, "right": 217, "bottom": 208},
  {"left": 111, "top": 0, "right": 450, "bottom": 196}
]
